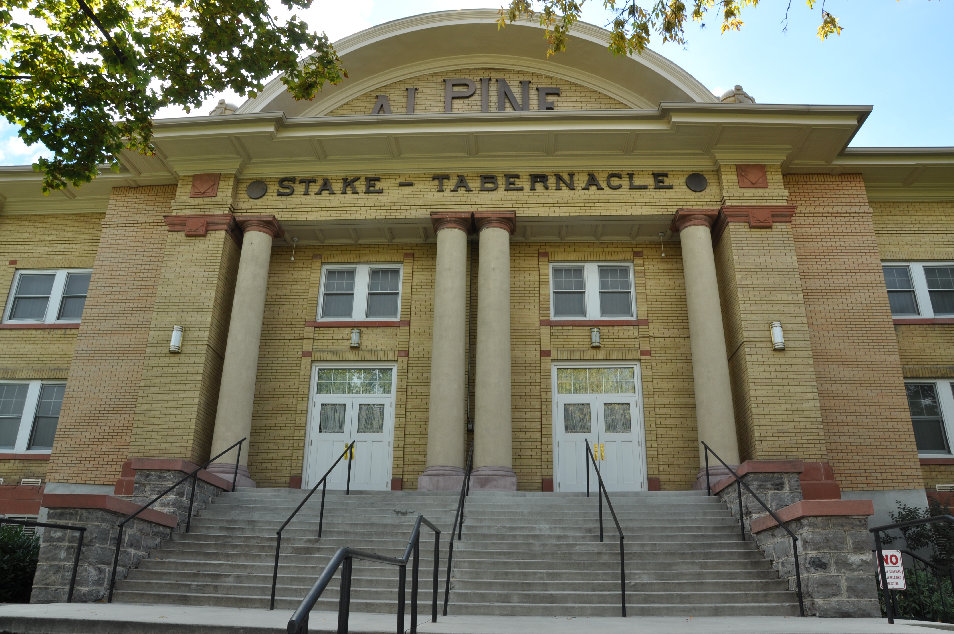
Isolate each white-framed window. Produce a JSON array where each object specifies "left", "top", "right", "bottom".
[
  {"left": 317, "top": 264, "right": 403, "bottom": 321},
  {"left": 2, "top": 269, "right": 92, "bottom": 324},
  {"left": 905, "top": 380, "right": 954, "bottom": 456},
  {"left": 883, "top": 262, "right": 954, "bottom": 318},
  {"left": 0, "top": 381, "right": 65, "bottom": 453},
  {"left": 550, "top": 262, "right": 636, "bottom": 320}
]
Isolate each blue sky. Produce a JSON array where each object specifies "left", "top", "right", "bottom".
[{"left": 1, "top": 1, "right": 951, "bottom": 166}]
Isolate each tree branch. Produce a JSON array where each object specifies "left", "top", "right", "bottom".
[
  {"left": 1, "top": 75, "right": 34, "bottom": 80},
  {"left": 75, "top": 0, "right": 128, "bottom": 64}
]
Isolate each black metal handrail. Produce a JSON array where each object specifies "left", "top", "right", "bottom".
[
  {"left": 287, "top": 513, "right": 441, "bottom": 634},
  {"left": 270, "top": 441, "right": 355, "bottom": 610},
  {"left": 0, "top": 517, "right": 86, "bottom": 602},
  {"left": 584, "top": 438, "right": 626, "bottom": 617},
  {"left": 441, "top": 444, "right": 474, "bottom": 616},
  {"left": 871, "top": 513, "right": 954, "bottom": 624},
  {"left": 701, "top": 441, "right": 804, "bottom": 617},
  {"left": 107, "top": 436, "right": 246, "bottom": 602}
]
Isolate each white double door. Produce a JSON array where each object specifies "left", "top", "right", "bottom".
[
  {"left": 304, "top": 365, "right": 395, "bottom": 491},
  {"left": 553, "top": 365, "right": 646, "bottom": 492}
]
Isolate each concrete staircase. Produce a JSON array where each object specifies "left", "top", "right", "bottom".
[{"left": 112, "top": 488, "right": 800, "bottom": 617}]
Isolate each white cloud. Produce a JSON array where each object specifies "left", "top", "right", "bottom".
[{"left": 0, "top": 123, "right": 46, "bottom": 165}]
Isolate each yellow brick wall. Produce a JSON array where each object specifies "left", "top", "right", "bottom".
[
  {"left": 714, "top": 222, "right": 827, "bottom": 462},
  {"left": 247, "top": 237, "right": 698, "bottom": 491},
  {"left": 328, "top": 68, "right": 627, "bottom": 116},
  {"left": 0, "top": 212, "right": 103, "bottom": 484},
  {"left": 786, "top": 174, "right": 923, "bottom": 492},
  {"left": 129, "top": 230, "right": 239, "bottom": 463},
  {"left": 871, "top": 200, "right": 954, "bottom": 489},
  {"left": 250, "top": 244, "right": 425, "bottom": 487},
  {"left": 45, "top": 186, "right": 174, "bottom": 485}
]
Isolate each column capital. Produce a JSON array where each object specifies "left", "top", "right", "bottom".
[
  {"left": 671, "top": 208, "right": 720, "bottom": 233},
  {"left": 237, "top": 215, "right": 283, "bottom": 239},
  {"left": 431, "top": 211, "right": 472, "bottom": 233},
  {"left": 474, "top": 210, "right": 516, "bottom": 234}
]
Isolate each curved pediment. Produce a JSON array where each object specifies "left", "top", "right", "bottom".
[{"left": 239, "top": 9, "right": 716, "bottom": 118}]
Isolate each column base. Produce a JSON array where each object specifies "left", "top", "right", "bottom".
[
  {"left": 693, "top": 465, "right": 737, "bottom": 492},
  {"left": 205, "top": 463, "right": 256, "bottom": 488},
  {"left": 417, "top": 466, "right": 465, "bottom": 491},
  {"left": 469, "top": 466, "right": 517, "bottom": 491}
]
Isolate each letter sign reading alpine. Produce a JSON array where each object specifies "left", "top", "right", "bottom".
[{"left": 877, "top": 550, "right": 906, "bottom": 590}]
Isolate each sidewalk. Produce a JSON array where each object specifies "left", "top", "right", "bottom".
[{"left": 2, "top": 603, "right": 953, "bottom": 634}]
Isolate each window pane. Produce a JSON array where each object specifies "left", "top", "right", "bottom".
[
  {"left": 10, "top": 297, "right": 49, "bottom": 320},
  {"left": 57, "top": 296, "right": 87, "bottom": 320},
  {"left": 888, "top": 291, "right": 919, "bottom": 316},
  {"left": 553, "top": 292, "right": 585, "bottom": 317},
  {"left": 924, "top": 267, "right": 954, "bottom": 315},
  {"left": 321, "top": 293, "right": 354, "bottom": 318},
  {"left": 366, "top": 293, "right": 398, "bottom": 318},
  {"left": 368, "top": 269, "right": 400, "bottom": 292},
  {"left": 599, "top": 291, "right": 633, "bottom": 317},
  {"left": 599, "top": 267, "right": 630, "bottom": 291},
  {"left": 552, "top": 267, "right": 584, "bottom": 291},
  {"left": 0, "top": 384, "right": 28, "bottom": 449},
  {"left": 29, "top": 384, "right": 64, "bottom": 450},
  {"left": 357, "top": 404, "right": 385, "bottom": 433},
  {"left": 324, "top": 269, "right": 355, "bottom": 292},
  {"left": 63, "top": 272, "right": 91, "bottom": 296},
  {"left": 0, "top": 383, "right": 28, "bottom": 418},
  {"left": 906, "top": 384, "right": 949, "bottom": 453},
  {"left": 883, "top": 266, "right": 914, "bottom": 290},
  {"left": 604, "top": 403, "right": 632, "bottom": 433},
  {"left": 319, "top": 404, "right": 346, "bottom": 433},
  {"left": 16, "top": 274, "right": 56, "bottom": 296},
  {"left": 563, "top": 403, "right": 591, "bottom": 433}
]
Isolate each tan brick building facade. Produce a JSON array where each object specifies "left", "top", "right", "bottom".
[{"left": 1, "top": 11, "right": 952, "bottom": 524}]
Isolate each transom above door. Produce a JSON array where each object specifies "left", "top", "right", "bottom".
[
  {"left": 553, "top": 364, "right": 646, "bottom": 492},
  {"left": 305, "top": 365, "right": 396, "bottom": 491}
]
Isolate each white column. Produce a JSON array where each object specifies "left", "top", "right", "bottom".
[
  {"left": 471, "top": 211, "right": 517, "bottom": 491},
  {"left": 672, "top": 209, "right": 741, "bottom": 471},
  {"left": 207, "top": 217, "right": 281, "bottom": 486},
  {"left": 418, "top": 213, "right": 471, "bottom": 491}
]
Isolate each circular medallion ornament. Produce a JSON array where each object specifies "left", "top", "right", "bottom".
[
  {"left": 246, "top": 180, "right": 267, "bottom": 199},
  {"left": 685, "top": 173, "right": 708, "bottom": 193}
]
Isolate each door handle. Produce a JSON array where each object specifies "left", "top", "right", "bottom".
[{"left": 592, "top": 443, "right": 605, "bottom": 461}]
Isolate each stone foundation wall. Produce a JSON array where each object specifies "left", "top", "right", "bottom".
[
  {"left": 30, "top": 507, "right": 172, "bottom": 603},
  {"left": 710, "top": 465, "right": 877, "bottom": 617},
  {"left": 753, "top": 514, "right": 878, "bottom": 617},
  {"left": 131, "top": 468, "right": 225, "bottom": 527}
]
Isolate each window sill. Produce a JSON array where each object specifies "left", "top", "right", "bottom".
[
  {"left": 894, "top": 318, "right": 954, "bottom": 325},
  {"left": 920, "top": 457, "right": 954, "bottom": 465},
  {"left": 0, "top": 323, "right": 81, "bottom": 329},
  {"left": 306, "top": 320, "right": 409, "bottom": 328},
  {"left": 0, "top": 453, "right": 51, "bottom": 460},
  {"left": 541, "top": 319, "right": 648, "bottom": 327}
]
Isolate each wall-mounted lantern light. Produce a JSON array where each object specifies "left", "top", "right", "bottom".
[
  {"left": 350, "top": 328, "right": 361, "bottom": 348},
  {"left": 169, "top": 325, "right": 183, "bottom": 353},
  {"left": 590, "top": 327, "right": 601, "bottom": 349},
  {"left": 771, "top": 321, "right": 785, "bottom": 350}
]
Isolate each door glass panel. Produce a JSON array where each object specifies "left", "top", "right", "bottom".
[
  {"left": 319, "top": 403, "right": 346, "bottom": 433},
  {"left": 563, "top": 403, "right": 591, "bottom": 433},
  {"left": 604, "top": 403, "right": 632, "bottom": 433},
  {"left": 557, "top": 367, "right": 635, "bottom": 394},
  {"left": 316, "top": 368, "right": 393, "bottom": 395},
  {"left": 357, "top": 403, "right": 385, "bottom": 433}
]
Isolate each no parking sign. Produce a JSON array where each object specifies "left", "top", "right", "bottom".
[{"left": 877, "top": 550, "right": 906, "bottom": 590}]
